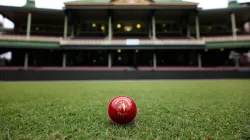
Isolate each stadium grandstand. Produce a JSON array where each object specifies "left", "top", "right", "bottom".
[{"left": 0, "top": 0, "right": 250, "bottom": 80}]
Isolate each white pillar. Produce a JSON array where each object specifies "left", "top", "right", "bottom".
[
  {"left": 195, "top": 15, "right": 200, "bottom": 39},
  {"left": 108, "top": 16, "right": 112, "bottom": 40},
  {"left": 108, "top": 53, "right": 112, "bottom": 68},
  {"left": 152, "top": 16, "right": 156, "bottom": 40},
  {"left": 231, "top": 13, "right": 237, "bottom": 40},
  {"left": 26, "top": 13, "right": 32, "bottom": 40},
  {"left": 24, "top": 52, "right": 29, "bottom": 68},
  {"left": 198, "top": 53, "right": 202, "bottom": 68},
  {"left": 153, "top": 53, "right": 157, "bottom": 68},
  {"left": 62, "top": 53, "right": 66, "bottom": 68},
  {"left": 64, "top": 15, "right": 68, "bottom": 39}
]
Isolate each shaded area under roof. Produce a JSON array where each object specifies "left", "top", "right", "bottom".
[
  {"left": 199, "top": 6, "right": 250, "bottom": 14},
  {"left": 198, "top": 6, "right": 250, "bottom": 25},
  {"left": 0, "top": 6, "right": 65, "bottom": 25}
]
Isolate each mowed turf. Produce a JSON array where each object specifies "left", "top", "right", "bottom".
[{"left": 0, "top": 80, "right": 250, "bottom": 140}]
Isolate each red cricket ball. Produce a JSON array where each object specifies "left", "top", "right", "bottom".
[{"left": 108, "top": 96, "right": 137, "bottom": 125}]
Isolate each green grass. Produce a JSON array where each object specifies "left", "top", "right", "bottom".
[{"left": 0, "top": 80, "right": 250, "bottom": 139}]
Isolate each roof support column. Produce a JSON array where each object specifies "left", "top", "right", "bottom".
[
  {"left": 26, "top": 13, "right": 32, "bottom": 40},
  {"left": 198, "top": 53, "right": 202, "bottom": 68},
  {"left": 24, "top": 52, "right": 29, "bottom": 69},
  {"left": 153, "top": 53, "right": 157, "bottom": 68},
  {"left": 62, "top": 53, "right": 66, "bottom": 68},
  {"left": 64, "top": 15, "right": 68, "bottom": 39},
  {"left": 231, "top": 13, "right": 237, "bottom": 40},
  {"left": 152, "top": 15, "right": 156, "bottom": 40},
  {"left": 195, "top": 15, "right": 200, "bottom": 39},
  {"left": 108, "top": 16, "right": 113, "bottom": 40},
  {"left": 108, "top": 53, "right": 112, "bottom": 68}
]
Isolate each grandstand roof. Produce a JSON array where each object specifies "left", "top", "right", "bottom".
[
  {"left": 64, "top": 0, "right": 198, "bottom": 9},
  {"left": 0, "top": 0, "right": 249, "bottom": 26},
  {"left": 64, "top": 0, "right": 197, "bottom": 4}
]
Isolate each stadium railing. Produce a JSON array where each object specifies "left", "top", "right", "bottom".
[
  {"left": 0, "top": 35, "right": 61, "bottom": 42},
  {"left": 202, "top": 35, "right": 250, "bottom": 42},
  {"left": 0, "top": 34, "right": 250, "bottom": 45}
]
